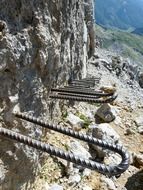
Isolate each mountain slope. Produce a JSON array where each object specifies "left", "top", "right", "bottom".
[
  {"left": 95, "top": 0, "right": 143, "bottom": 30},
  {"left": 95, "top": 24, "right": 143, "bottom": 65}
]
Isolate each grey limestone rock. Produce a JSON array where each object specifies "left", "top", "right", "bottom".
[
  {"left": 138, "top": 72, "right": 143, "bottom": 88},
  {"left": 100, "top": 176, "right": 117, "bottom": 190},
  {"left": 96, "top": 103, "right": 116, "bottom": 122},
  {"left": 90, "top": 123, "right": 120, "bottom": 158},
  {"left": 0, "top": 0, "right": 95, "bottom": 189},
  {"left": 67, "top": 112, "right": 84, "bottom": 130},
  {"left": 49, "top": 184, "right": 63, "bottom": 190}
]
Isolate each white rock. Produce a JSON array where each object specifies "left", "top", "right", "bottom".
[
  {"left": 114, "top": 116, "right": 122, "bottom": 126},
  {"left": 91, "top": 123, "right": 120, "bottom": 143},
  {"left": 84, "top": 109, "right": 95, "bottom": 120},
  {"left": 138, "top": 126, "right": 143, "bottom": 134},
  {"left": 69, "top": 140, "right": 91, "bottom": 159},
  {"left": 67, "top": 140, "right": 91, "bottom": 173},
  {"left": 96, "top": 104, "right": 116, "bottom": 122},
  {"left": 9, "top": 94, "right": 19, "bottom": 104},
  {"left": 121, "top": 188, "right": 127, "bottom": 190},
  {"left": 90, "top": 123, "right": 120, "bottom": 158},
  {"left": 42, "top": 182, "right": 50, "bottom": 190},
  {"left": 49, "top": 184, "right": 63, "bottom": 190},
  {"left": 135, "top": 116, "right": 143, "bottom": 127},
  {"left": 0, "top": 160, "right": 6, "bottom": 183},
  {"left": 67, "top": 113, "right": 84, "bottom": 130},
  {"left": 105, "top": 153, "right": 121, "bottom": 167},
  {"left": 82, "top": 168, "right": 91, "bottom": 177},
  {"left": 82, "top": 185, "right": 92, "bottom": 190},
  {"left": 68, "top": 173, "right": 81, "bottom": 185},
  {"left": 101, "top": 177, "right": 117, "bottom": 190}
]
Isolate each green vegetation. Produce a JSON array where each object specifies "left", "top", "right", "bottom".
[
  {"left": 95, "top": 24, "right": 143, "bottom": 64},
  {"left": 61, "top": 110, "right": 68, "bottom": 120},
  {"left": 76, "top": 112, "right": 91, "bottom": 129}
]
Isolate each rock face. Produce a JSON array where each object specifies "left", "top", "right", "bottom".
[
  {"left": 138, "top": 72, "right": 143, "bottom": 88},
  {"left": 0, "top": 1, "right": 95, "bottom": 189}
]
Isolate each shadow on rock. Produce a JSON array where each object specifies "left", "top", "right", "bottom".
[{"left": 125, "top": 169, "right": 143, "bottom": 190}]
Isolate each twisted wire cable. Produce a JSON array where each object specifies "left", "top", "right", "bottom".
[
  {"left": 0, "top": 111, "right": 129, "bottom": 176},
  {"left": 49, "top": 93, "right": 117, "bottom": 103}
]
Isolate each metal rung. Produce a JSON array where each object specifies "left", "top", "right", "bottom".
[
  {"left": 58, "top": 92, "right": 101, "bottom": 99},
  {"left": 68, "top": 84, "right": 91, "bottom": 88},
  {"left": 49, "top": 93, "right": 117, "bottom": 103},
  {"left": 72, "top": 79, "right": 100, "bottom": 82},
  {"left": 51, "top": 88, "right": 114, "bottom": 97},
  {"left": 69, "top": 82, "right": 95, "bottom": 87},
  {"left": 0, "top": 112, "right": 130, "bottom": 176},
  {"left": 64, "top": 86, "right": 94, "bottom": 90},
  {"left": 72, "top": 80, "right": 99, "bottom": 84}
]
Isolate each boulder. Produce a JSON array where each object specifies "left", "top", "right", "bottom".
[{"left": 95, "top": 103, "right": 116, "bottom": 122}]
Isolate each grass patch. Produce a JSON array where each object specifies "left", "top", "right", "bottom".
[
  {"left": 95, "top": 24, "right": 143, "bottom": 64},
  {"left": 76, "top": 112, "right": 91, "bottom": 129}
]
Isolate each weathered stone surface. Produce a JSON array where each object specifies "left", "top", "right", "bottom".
[
  {"left": 82, "top": 185, "right": 92, "bottom": 190},
  {"left": 67, "top": 113, "right": 84, "bottom": 130},
  {"left": 138, "top": 126, "right": 143, "bottom": 134},
  {"left": 138, "top": 72, "right": 143, "bottom": 88},
  {"left": 68, "top": 173, "right": 81, "bottom": 185},
  {"left": 96, "top": 103, "right": 116, "bottom": 122},
  {"left": 49, "top": 184, "right": 63, "bottom": 190},
  {"left": 134, "top": 116, "right": 143, "bottom": 134},
  {"left": 69, "top": 140, "right": 91, "bottom": 159},
  {"left": 100, "top": 176, "right": 117, "bottom": 190},
  {"left": 90, "top": 123, "right": 120, "bottom": 158},
  {"left": 42, "top": 182, "right": 50, "bottom": 190},
  {"left": 135, "top": 116, "right": 143, "bottom": 127},
  {"left": 133, "top": 153, "right": 143, "bottom": 168},
  {"left": 0, "top": 0, "right": 95, "bottom": 189},
  {"left": 100, "top": 86, "right": 116, "bottom": 94}
]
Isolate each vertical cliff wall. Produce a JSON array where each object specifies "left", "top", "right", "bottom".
[{"left": 0, "top": 0, "right": 95, "bottom": 189}]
